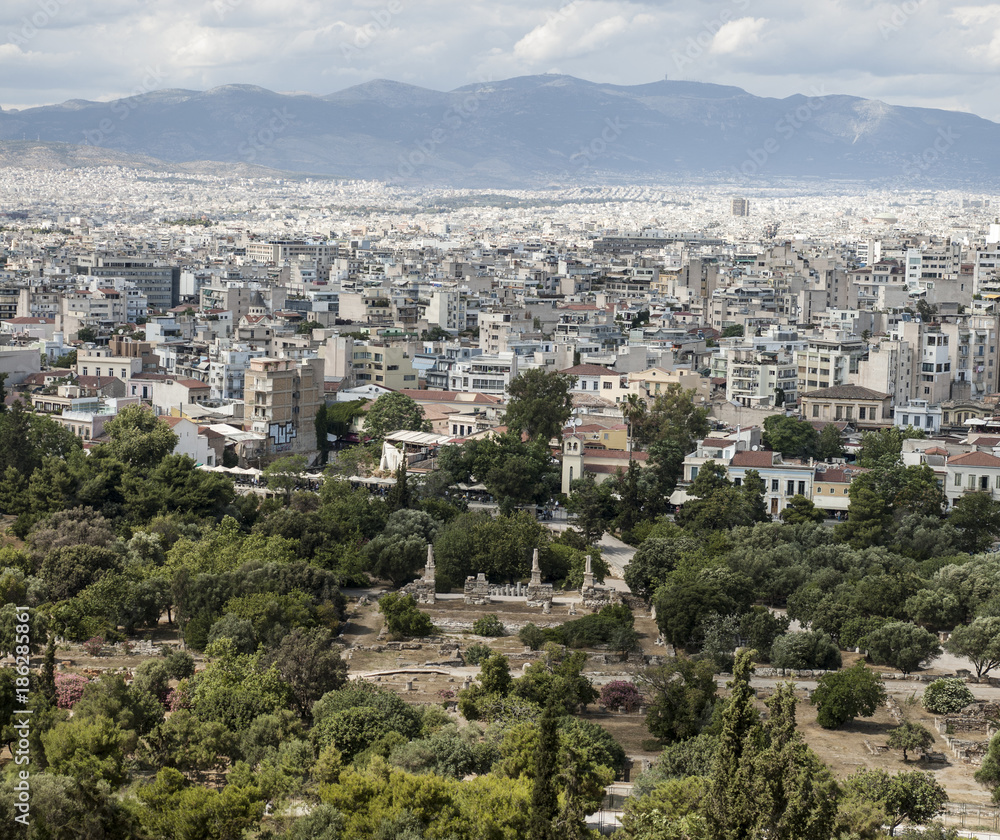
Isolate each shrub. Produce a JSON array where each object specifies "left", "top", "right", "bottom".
[
  {"left": 922, "top": 678, "right": 975, "bottom": 715},
  {"left": 472, "top": 614, "right": 507, "bottom": 637},
  {"left": 464, "top": 642, "right": 493, "bottom": 665},
  {"left": 600, "top": 680, "right": 642, "bottom": 712},
  {"left": 770, "top": 630, "right": 842, "bottom": 671},
  {"left": 812, "top": 662, "right": 887, "bottom": 729},
  {"left": 518, "top": 623, "right": 546, "bottom": 650},
  {"left": 54, "top": 673, "right": 89, "bottom": 709},
  {"left": 378, "top": 592, "right": 433, "bottom": 639},
  {"left": 82, "top": 636, "right": 105, "bottom": 657}
]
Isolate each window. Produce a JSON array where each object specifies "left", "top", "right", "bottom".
[
  {"left": 786, "top": 480, "right": 795, "bottom": 496},
  {"left": 592, "top": 381, "right": 598, "bottom": 391},
  {"left": 812, "top": 405, "right": 819, "bottom": 417},
  {"left": 691, "top": 467, "right": 699, "bottom": 479},
  {"left": 603, "top": 381, "right": 612, "bottom": 389},
  {"left": 798, "top": 481, "right": 806, "bottom": 495},
  {"left": 954, "top": 473, "right": 962, "bottom": 486},
  {"left": 830, "top": 487, "right": 835, "bottom": 493},
  {"left": 771, "top": 479, "right": 779, "bottom": 492},
  {"left": 924, "top": 387, "right": 931, "bottom": 395},
  {"left": 859, "top": 407, "right": 867, "bottom": 420},
  {"left": 733, "top": 478, "right": 742, "bottom": 487}
]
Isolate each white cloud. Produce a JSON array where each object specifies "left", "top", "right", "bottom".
[{"left": 710, "top": 17, "right": 767, "bottom": 55}]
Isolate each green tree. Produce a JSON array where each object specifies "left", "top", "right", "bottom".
[
  {"left": 653, "top": 577, "right": 738, "bottom": 650},
  {"left": 101, "top": 403, "right": 178, "bottom": 469},
  {"left": 528, "top": 698, "right": 560, "bottom": 840},
  {"left": 769, "top": 630, "right": 841, "bottom": 671},
  {"left": 366, "top": 508, "right": 438, "bottom": 586},
  {"left": 378, "top": 592, "right": 433, "bottom": 639},
  {"left": 976, "top": 731, "right": 1000, "bottom": 801},
  {"left": 504, "top": 369, "right": 577, "bottom": 443},
  {"left": 261, "top": 627, "right": 349, "bottom": 718},
  {"left": 949, "top": 492, "right": 1000, "bottom": 553},
  {"left": 643, "top": 386, "right": 711, "bottom": 501},
  {"left": 362, "top": 392, "right": 429, "bottom": 442},
  {"left": 41, "top": 717, "right": 131, "bottom": 790},
  {"left": 780, "top": 494, "right": 825, "bottom": 524},
  {"left": 811, "top": 662, "right": 887, "bottom": 729},
  {"left": 263, "top": 454, "right": 307, "bottom": 502},
  {"left": 888, "top": 721, "right": 935, "bottom": 761},
  {"left": 857, "top": 426, "right": 926, "bottom": 468},
  {"left": 636, "top": 657, "right": 717, "bottom": 743},
  {"left": 566, "top": 476, "right": 617, "bottom": 543},
  {"left": 946, "top": 617, "right": 1000, "bottom": 679},
  {"left": 762, "top": 415, "right": 820, "bottom": 459},
  {"left": 865, "top": 621, "right": 942, "bottom": 675},
  {"left": 843, "top": 769, "right": 947, "bottom": 836},
  {"left": 922, "top": 678, "right": 975, "bottom": 715},
  {"left": 816, "top": 423, "right": 845, "bottom": 460}
]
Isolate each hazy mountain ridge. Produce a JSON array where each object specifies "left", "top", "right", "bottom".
[{"left": 0, "top": 75, "right": 996, "bottom": 186}]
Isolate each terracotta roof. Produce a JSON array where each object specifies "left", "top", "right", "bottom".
[
  {"left": 801, "top": 385, "right": 889, "bottom": 400},
  {"left": 730, "top": 450, "right": 775, "bottom": 468},
  {"left": 582, "top": 450, "right": 649, "bottom": 461},
  {"left": 2, "top": 316, "right": 54, "bottom": 324},
  {"left": 560, "top": 364, "right": 619, "bottom": 376},
  {"left": 815, "top": 467, "right": 865, "bottom": 483},
  {"left": 948, "top": 451, "right": 1000, "bottom": 468}
]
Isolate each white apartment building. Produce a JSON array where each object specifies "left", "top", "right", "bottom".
[{"left": 449, "top": 352, "right": 517, "bottom": 394}]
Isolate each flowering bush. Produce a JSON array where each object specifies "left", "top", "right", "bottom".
[
  {"left": 600, "top": 680, "right": 642, "bottom": 713},
  {"left": 82, "top": 636, "right": 104, "bottom": 657},
  {"left": 166, "top": 680, "right": 192, "bottom": 712},
  {"left": 54, "top": 673, "right": 90, "bottom": 709}
]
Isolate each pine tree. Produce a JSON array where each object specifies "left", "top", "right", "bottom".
[{"left": 528, "top": 696, "right": 560, "bottom": 840}]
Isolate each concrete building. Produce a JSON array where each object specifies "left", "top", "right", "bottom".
[{"left": 245, "top": 356, "right": 324, "bottom": 459}]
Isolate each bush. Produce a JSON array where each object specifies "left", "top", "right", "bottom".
[
  {"left": 464, "top": 642, "right": 493, "bottom": 665},
  {"left": 812, "top": 662, "right": 887, "bottom": 729},
  {"left": 81, "top": 636, "right": 105, "bottom": 657},
  {"left": 600, "top": 680, "right": 642, "bottom": 712},
  {"left": 770, "top": 630, "right": 842, "bottom": 671},
  {"left": 518, "top": 623, "right": 546, "bottom": 650},
  {"left": 922, "top": 678, "right": 975, "bottom": 715},
  {"left": 378, "top": 592, "right": 433, "bottom": 639},
  {"left": 472, "top": 614, "right": 506, "bottom": 637},
  {"left": 54, "top": 673, "right": 89, "bottom": 709}
]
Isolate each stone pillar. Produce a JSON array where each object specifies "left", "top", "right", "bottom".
[
  {"left": 583, "top": 553, "right": 594, "bottom": 590},
  {"left": 530, "top": 548, "right": 542, "bottom": 587}
]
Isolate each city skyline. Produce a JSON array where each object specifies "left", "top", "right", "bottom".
[{"left": 3, "top": 0, "right": 1000, "bottom": 122}]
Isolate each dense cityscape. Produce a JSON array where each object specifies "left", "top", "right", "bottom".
[{"left": 1, "top": 161, "right": 1000, "bottom": 839}]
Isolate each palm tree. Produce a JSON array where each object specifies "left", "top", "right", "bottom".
[{"left": 622, "top": 393, "right": 647, "bottom": 459}]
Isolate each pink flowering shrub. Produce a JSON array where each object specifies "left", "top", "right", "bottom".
[
  {"left": 54, "top": 673, "right": 90, "bottom": 709},
  {"left": 82, "top": 636, "right": 105, "bottom": 657},
  {"left": 599, "top": 680, "right": 642, "bottom": 713}
]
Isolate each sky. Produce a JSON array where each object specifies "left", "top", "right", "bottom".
[{"left": 2, "top": 0, "right": 1000, "bottom": 122}]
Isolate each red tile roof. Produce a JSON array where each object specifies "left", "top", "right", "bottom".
[
  {"left": 948, "top": 451, "right": 1000, "bottom": 468},
  {"left": 730, "top": 450, "right": 775, "bottom": 468}
]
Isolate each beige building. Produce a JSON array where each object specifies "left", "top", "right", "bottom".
[
  {"left": 800, "top": 385, "right": 891, "bottom": 429},
  {"left": 245, "top": 356, "right": 324, "bottom": 459}
]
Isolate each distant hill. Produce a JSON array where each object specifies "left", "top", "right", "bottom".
[{"left": 1, "top": 75, "right": 996, "bottom": 186}]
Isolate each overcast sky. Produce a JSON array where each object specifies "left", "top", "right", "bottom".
[{"left": 3, "top": 0, "right": 999, "bottom": 121}]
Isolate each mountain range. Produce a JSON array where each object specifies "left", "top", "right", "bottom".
[{"left": 0, "top": 75, "right": 996, "bottom": 187}]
